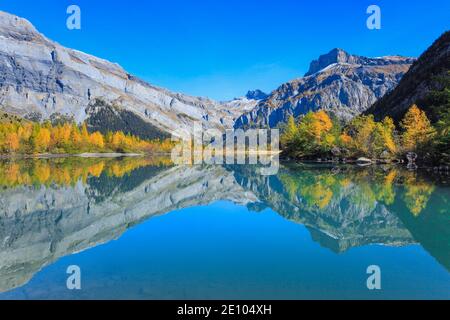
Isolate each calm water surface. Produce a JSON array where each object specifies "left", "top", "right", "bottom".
[{"left": 0, "top": 157, "right": 449, "bottom": 299}]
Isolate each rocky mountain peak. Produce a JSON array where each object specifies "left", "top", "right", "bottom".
[
  {"left": 305, "top": 48, "right": 356, "bottom": 76},
  {"left": 0, "top": 11, "right": 259, "bottom": 138},
  {"left": 0, "top": 11, "right": 43, "bottom": 42},
  {"left": 0, "top": 10, "right": 420, "bottom": 136},
  {"left": 305, "top": 48, "right": 415, "bottom": 77},
  {"left": 235, "top": 49, "right": 416, "bottom": 129},
  {"left": 245, "top": 89, "right": 268, "bottom": 100}
]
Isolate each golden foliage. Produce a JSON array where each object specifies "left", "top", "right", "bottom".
[
  {"left": 281, "top": 110, "right": 401, "bottom": 159},
  {"left": 310, "top": 110, "right": 333, "bottom": 139},
  {"left": 0, "top": 120, "right": 174, "bottom": 155},
  {"left": 402, "top": 172, "right": 435, "bottom": 216},
  {"left": 278, "top": 166, "right": 436, "bottom": 218},
  {"left": 400, "top": 104, "right": 436, "bottom": 152},
  {"left": 281, "top": 106, "right": 439, "bottom": 160},
  {"left": 0, "top": 157, "right": 173, "bottom": 188}
]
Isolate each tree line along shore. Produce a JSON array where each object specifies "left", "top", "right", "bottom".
[
  {"left": 280, "top": 104, "right": 449, "bottom": 168},
  {"left": 0, "top": 116, "right": 174, "bottom": 156}
]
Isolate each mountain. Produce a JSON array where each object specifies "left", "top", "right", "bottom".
[
  {"left": 0, "top": 10, "right": 432, "bottom": 139},
  {"left": 245, "top": 89, "right": 268, "bottom": 100},
  {"left": 219, "top": 92, "right": 265, "bottom": 116},
  {"left": 366, "top": 31, "right": 450, "bottom": 123},
  {"left": 235, "top": 49, "right": 415, "bottom": 129},
  {"left": 0, "top": 11, "right": 257, "bottom": 138}
]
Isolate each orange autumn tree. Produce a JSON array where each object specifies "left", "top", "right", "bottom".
[
  {"left": 0, "top": 118, "right": 172, "bottom": 155},
  {"left": 89, "top": 131, "right": 105, "bottom": 149},
  {"left": 34, "top": 127, "right": 51, "bottom": 153},
  {"left": 378, "top": 117, "right": 397, "bottom": 154},
  {"left": 280, "top": 110, "right": 400, "bottom": 159},
  {"left": 400, "top": 104, "right": 436, "bottom": 152},
  {"left": 70, "top": 123, "right": 83, "bottom": 151},
  {"left": 281, "top": 110, "right": 346, "bottom": 158},
  {"left": 5, "top": 132, "right": 20, "bottom": 152},
  {"left": 344, "top": 115, "right": 398, "bottom": 158},
  {"left": 296, "top": 110, "right": 336, "bottom": 156},
  {"left": 309, "top": 110, "right": 333, "bottom": 139}
]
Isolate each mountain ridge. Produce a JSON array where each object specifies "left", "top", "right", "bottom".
[
  {"left": 365, "top": 31, "right": 450, "bottom": 122},
  {"left": 0, "top": 10, "right": 419, "bottom": 137},
  {"left": 305, "top": 48, "right": 414, "bottom": 76},
  {"left": 235, "top": 50, "right": 415, "bottom": 129},
  {"left": 0, "top": 11, "right": 258, "bottom": 138}
]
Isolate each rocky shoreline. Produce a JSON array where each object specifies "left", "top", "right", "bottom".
[{"left": 282, "top": 156, "right": 450, "bottom": 172}]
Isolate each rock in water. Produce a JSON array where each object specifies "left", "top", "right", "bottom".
[
  {"left": 406, "top": 152, "right": 418, "bottom": 164},
  {"left": 357, "top": 157, "right": 373, "bottom": 166}
]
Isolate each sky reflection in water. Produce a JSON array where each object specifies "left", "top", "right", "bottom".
[{"left": 0, "top": 157, "right": 448, "bottom": 299}]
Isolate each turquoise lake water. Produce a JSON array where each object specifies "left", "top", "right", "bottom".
[{"left": 0, "top": 158, "right": 449, "bottom": 299}]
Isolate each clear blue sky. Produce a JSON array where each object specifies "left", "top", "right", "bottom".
[{"left": 1, "top": 0, "right": 449, "bottom": 100}]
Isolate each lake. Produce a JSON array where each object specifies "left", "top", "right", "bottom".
[{"left": 0, "top": 157, "right": 449, "bottom": 299}]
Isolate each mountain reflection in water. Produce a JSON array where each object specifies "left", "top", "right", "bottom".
[{"left": 0, "top": 157, "right": 448, "bottom": 298}]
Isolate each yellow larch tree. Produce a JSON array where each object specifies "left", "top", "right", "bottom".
[{"left": 400, "top": 104, "right": 436, "bottom": 152}]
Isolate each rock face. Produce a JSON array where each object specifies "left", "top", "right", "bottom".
[
  {"left": 366, "top": 31, "right": 450, "bottom": 123},
  {"left": 245, "top": 89, "right": 268, "bottom": 100},
  {"left": 235, "top": 49, "right": 415, "bottom": 128},
  {"left": 0, "top": 11, "right": 419, "bottom": 136},
  {"left": 0, "top": 11, "right": 257, "bottom": 137}
]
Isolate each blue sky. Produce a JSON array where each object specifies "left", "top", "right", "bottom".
[{"left": 1, "top": 0, "right": 449, "bottom": 100}]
